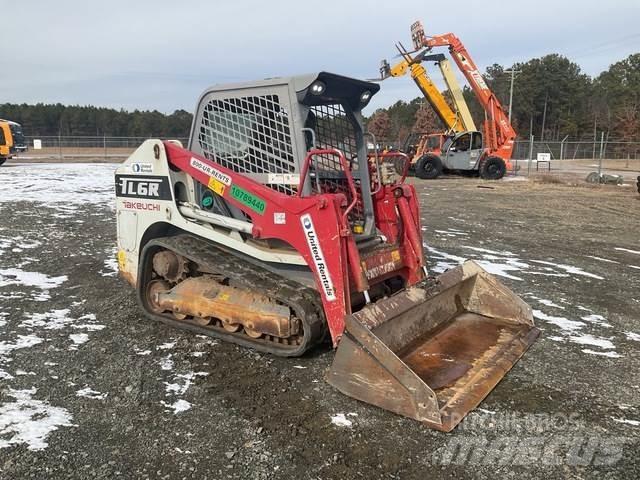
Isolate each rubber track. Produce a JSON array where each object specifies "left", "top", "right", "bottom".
[{"left": 137, "top": 234, "right": 326, "bottom": 357}]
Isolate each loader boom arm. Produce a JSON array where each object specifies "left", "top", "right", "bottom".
[{"left": 162, "top": 141, "right": 426, "bottom": 346}]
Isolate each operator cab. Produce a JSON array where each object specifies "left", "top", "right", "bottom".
[
  {"left": 442, "top": 131, "right": 483, "bottom": 170},
  {"left": 189, "top": 72, "right": 381, "bottom": 239}
]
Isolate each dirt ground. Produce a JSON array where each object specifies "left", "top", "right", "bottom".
[{"left": 0, "top": 163, "right": 639, "bottom": 479}]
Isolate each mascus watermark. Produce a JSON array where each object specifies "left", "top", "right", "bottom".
[
  {"left": 432, "top": 434, "right": 629, "bottom": 466},
  {"left": 454, "top": 411, "right": 584, "bottom": 433}
]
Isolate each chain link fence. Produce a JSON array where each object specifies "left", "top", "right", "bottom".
[
  {"left": 12, "top": 135, "right": 640, "bottom": 180},
  {"left": 18, "top": 136, "right": 190, "bottom": 160},
  {"left": 512, "top": 139, "right": 640, "bottom": 161},
  {"left": 511, "top": 138, "right": 640, "bottom": 178}
]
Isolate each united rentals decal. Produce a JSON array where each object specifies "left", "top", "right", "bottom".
[
  {"left": 231, "top": 185, "right": 266, "bottom": 215},
  {"left": 300, "top": 214, "right": 336, "bottom": 301},
  {"left": 115, "top": 175, "right": 172, "bottom": 200}
]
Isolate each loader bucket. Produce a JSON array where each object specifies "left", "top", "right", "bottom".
[{"left": 327, "top": 260, "right": 539, "bottom": 432}]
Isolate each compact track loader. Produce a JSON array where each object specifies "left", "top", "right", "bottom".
[{"left": 115, "top": 72, "right": 539, "bottom": 431}]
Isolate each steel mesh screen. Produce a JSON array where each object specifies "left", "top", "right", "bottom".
[
  {"left": 198, "top": 95, "right": 297, "bottom": 195},
  {"left": 309, "top": 104, "right": 365, "bottom": 226}
]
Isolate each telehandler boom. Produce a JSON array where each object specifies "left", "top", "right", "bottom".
[{"left": 380, "top": 49, "right": 476, "bottom": 132}]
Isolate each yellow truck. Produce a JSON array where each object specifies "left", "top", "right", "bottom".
[{"left": 0, "top": 121, "right": 15, "bottom": 166}]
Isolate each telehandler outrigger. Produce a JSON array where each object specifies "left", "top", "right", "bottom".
[{"left": 116, "top": 72, "right": 538, "bottom": 431}]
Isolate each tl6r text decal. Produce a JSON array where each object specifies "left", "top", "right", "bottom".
[{"left": 115, "top": 175, "right": 172, "bottom": 200}]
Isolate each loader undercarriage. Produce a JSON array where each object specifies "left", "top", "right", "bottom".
[{"left": 138, "top": 234, "right": 326, "bottom": 356}]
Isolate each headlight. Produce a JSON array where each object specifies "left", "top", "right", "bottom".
[
  {"left": 310, "top": 81, "right": 326, "bottom": 95},
  {"left": 360, "top": 90, "right": 372, "bottom": 103}
]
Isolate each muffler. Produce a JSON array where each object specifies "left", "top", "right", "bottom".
[{"left": 327, "top": 260, "right": 540, "bottom": 432}]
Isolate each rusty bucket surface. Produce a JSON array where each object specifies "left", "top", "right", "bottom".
[{"left": 327, "top": 260, "right": 540, "bottom": 432}]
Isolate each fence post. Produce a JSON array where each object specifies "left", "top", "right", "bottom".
[
  {"left": 527, "top": 135, "right": 534, "bottom": 176},
  {"left": 58, "top": 134, "right": 62, "bottom": 160},
  {"left": 559, "top": 135, "right": 569, "bottom": 161},
  {"left": 598, "top": 132, "right": 604, "bottom": 176},
  {"left": 103, "top": 135, "right": 107, "bottom": 160}
]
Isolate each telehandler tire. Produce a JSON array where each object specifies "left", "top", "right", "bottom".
[
  {"left": 415, "top": 154, "right": 442, "bottom": 180},
  {"left": 479, "top": 156, "right": 506, "bottom": 180}
]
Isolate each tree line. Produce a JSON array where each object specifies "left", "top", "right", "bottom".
[
  {"left": 366, "top": 53, "right": 640, "bottom": 145},
  {"left": 0, "top": 104, "right": 193, "bottom": 138},
  {"left": 2, "top": 52, "right": 637, "bottom": 145}
]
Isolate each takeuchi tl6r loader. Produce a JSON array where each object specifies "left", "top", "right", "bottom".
[{"left": 115, "top": 72, "right": 539, "bottom": 431}]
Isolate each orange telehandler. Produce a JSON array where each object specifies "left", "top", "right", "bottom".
[{"left": 405, "top": 21, "right": 518, "bottom": 180}]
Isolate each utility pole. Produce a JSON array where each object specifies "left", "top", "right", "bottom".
[
  {"left": 505, "top": 68, "right": 520, "bottom": 123},
  {"left": 540, "top": 92, "right": 549, "bottom": 142}
]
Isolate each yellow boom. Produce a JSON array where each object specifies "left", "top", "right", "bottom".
[{"left": 380, "top": 48, "right": 476, "bottom": 133}]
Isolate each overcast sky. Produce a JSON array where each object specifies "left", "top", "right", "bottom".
[{"left": 2, "top": 0, "right": 639, "bottom": 114}]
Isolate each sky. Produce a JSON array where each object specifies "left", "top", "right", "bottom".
[{"left": 2, "top": 0, "right": 639, "bottom": 115}]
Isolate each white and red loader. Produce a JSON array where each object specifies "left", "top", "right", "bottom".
[{"left": 115, "top": 72, "right": 539, "bottom": 431}]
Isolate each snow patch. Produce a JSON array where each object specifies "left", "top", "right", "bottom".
[
  {"left": 0, "top": 335, "right": 44, "bottom": 357},
  {"left": 475, "top": 260, "right": 523, "bottom": 281},
  {"left": 331, "top": 413, "right": 354, "bottom": 427},
  {"left": 530, "top": 260, "right": 603, "bottom": 280},
  {"left": 21, "top": 309, "right": 74, "bottom": 330},
  {"left": 532, "top": 310, "right": 585, "bottom": 332},
  {"left": 0, "top": 163, "right": 117, "bottom": 209},
  {"left": 615, "top": 247, "right": 640, "bottom": 255},
  {"left": 476, "top": 408, "right": 497, "bottom": 415},
  {"left": 0, "top": 268, "right": 67, "bottom": 291},
  {"left": 537, "top": 299, "right": 565, "bottom": 309},
  {"left": 425, "top": 246, "right": 466, "bottom": 264},
  {"left": 581, "top": 349, "right": 622, "bottom": 358},
  {"left": 0, "top": 388, "right": 74, "bottom": 451},
  {"left": 68, "top": 333, "right": 89, "bottom": 347},
  {"left": 161, "top": 399, "right": 191, "bottom": 414},
  {"left": 586, "top": 255, "right": 619, "bottom": 264},
  {"left": 612, "top": 417, "right": 640, "bottom": 426},
  {"left": 625, "top": 332, "right": 640, "bottom": 342},
  {"left": 164, "top": 371, "right": 208, "bottom": 396},
  {"left": 568, "top": 334, "right": 615, "bottom": 349},
  {"left": 76, "top": 387, "right": 107, "bottom": 400},
  {"left": 462, "top": 246, "right": 516, "bottom": 256},
  {"left": 101, "top": 247, "right": 119, "bottom": 277},
  {"left": 580, "top": 314, "right": 612, "bottom": 328},
  {"left": 160, "top": 355, "right": 174, "bottom": 371}
]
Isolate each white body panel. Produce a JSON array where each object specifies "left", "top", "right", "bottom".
[{"left": 115, "top": 140, "right": 306, "bottom": 286}]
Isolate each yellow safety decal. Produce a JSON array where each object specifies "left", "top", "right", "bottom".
[
  {"left": 117, "top": 250, "right": 126, "bottom": 270},
  {"left": 208, "top": 177, "right": 226, "bottom": 195},
  {"left": 391, "top": 250, "right": 401, "bottom": 262}
]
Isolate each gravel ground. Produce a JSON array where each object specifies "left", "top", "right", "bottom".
[{"left": 0, "top": 163, "right": 638, "bottom": 479}]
